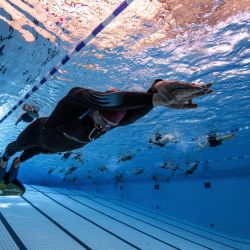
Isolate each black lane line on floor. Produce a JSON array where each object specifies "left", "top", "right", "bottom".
[
  {"left": 53, "top": 189, "right": 215, "bottom": 250},
  {"left": 49, "top": 187, "right": 195, "bottom": 250},
  {"left": 42, "top": 187, "right": 247, "bottom": 247},
  {"left": 0, "top": 212, "right": 27, "bottom": 250},
  {"left": 29, "top": 186, "right": 141, "bottom": 250},
  {"left": 86, "top": 196, "right": 238, "bottom": 250},
  {"left": 21, "top": 196, "right": 90, "bottom": 250},
  {"left": 109, "top": 196, "right": 249, "bottom": 245},
  {"left": 26, "top": 188, "right": 95, "bottom": 199},
  {"left": 70, "top": 190, "right": 239, "bottom": 249},
  {"left": 53, "top": 188, "right": 250, "bottom": 247},
  {"left": 68, "top": 193, "right": 218, "bottom": 250}
]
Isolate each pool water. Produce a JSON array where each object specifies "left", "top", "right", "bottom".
[{"left": 0, "top": 0, "right": 249, "bottom": 246}]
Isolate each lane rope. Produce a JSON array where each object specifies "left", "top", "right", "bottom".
[{"left": 0, "top": 0, "right": 134, "bottom": 124}]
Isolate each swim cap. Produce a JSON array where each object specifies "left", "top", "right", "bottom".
[{"left": 150, "top": 79, "right": 163, "bottom": 93}]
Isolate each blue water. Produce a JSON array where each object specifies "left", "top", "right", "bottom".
[{"left": 0, "top": 3, "right": 250, "bottom": 243}]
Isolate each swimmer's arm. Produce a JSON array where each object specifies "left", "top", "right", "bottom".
[
  {"left": 118, "top": 87, "right": 155, "bottom": 126},
  {"left": 15, "top": 116, "right": 22, "bottom": 125},
  {"left": 196, "top": 140, "right": 208, "bottom": 147},
  {"left": 119, "top": 106, "right": 153, "bottom": 126},
  {"left": 159, "top": 136, "right": 171, "bottom": 144},
  {"left": 220, "top": 133, "right": 235, "bottom": 141},
  {"left": 46, "top": 87, "right": 153, "bottom": 129},
  {"left": 73, "top": 88, "right": 153, "bottom": 110}
]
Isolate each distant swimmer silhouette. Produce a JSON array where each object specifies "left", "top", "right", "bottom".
[
  {"left": 197, "top": 132, "right": 234, "bottom": 148},
  {"left": 0, "top": 79, "right": 213, "bottom": 182},
  {"left": 15, "top": 103, "right": 40, "bottom": 125},
  {"left": 149, "top": 132, "right": 178, "bottom": 147}
]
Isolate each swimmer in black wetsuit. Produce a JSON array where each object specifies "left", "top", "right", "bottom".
[
  {"left": 149, "top": 132, "right": 178, "bottom": 147},
  {"left": 0, "top": 79, "right": 213, "bottom": 181},
  {"left": 15, "top": 103, "right": 40, "bottom": 125},
  {"left": 197, "top": 132, "right": 235, "bottom": 148}
]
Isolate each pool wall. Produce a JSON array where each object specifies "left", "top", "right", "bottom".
[
  {"left": 83, "top": 176, "right": 250, "bottom": 240},
  {"left": 0, "top": 184, "right": 249, "bottom": 249}
]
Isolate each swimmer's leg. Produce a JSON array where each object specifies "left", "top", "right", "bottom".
[
  {"left": 1, "top": 118, "right": 43, "bottom": 180},
  {"left": 1, "top": 139, "right": 28, "bottom": 171},
  {"left": 19, "top": 147, "right": 44, "bottom": 163},
  {"left": 2, "top": 141, "right": 18, "bottom": 161},
  {"left": 0, "top": 143, "right": 34, "bottom": 182},
  {"left": 6, "top": 157, "right": 21, "bottom": 183},
  {"left": 7, "top": 147, "right": 51, "bottom": 182},
  {"left": 0, "top": 141, "right": 19, "bottom": 181},
  {"left": 0, "top": 160, "right": 7, "bottom": 181},
  {"left": 1, "top": 117, "right": 46, "bottom": 183}
]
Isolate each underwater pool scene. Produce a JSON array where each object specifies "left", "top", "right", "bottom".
[{"left": 0, "top": 0, "right": 250, "bottom": 249}]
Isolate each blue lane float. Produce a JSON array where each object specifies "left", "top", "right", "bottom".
[{"left": 0, "top": 0, "right": 134, "bottom": 124}]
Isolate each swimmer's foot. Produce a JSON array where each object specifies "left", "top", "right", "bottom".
[
  {"left": 7, "top": 157, "right": 20, "bottom": 183},
  {"left": 0, "top": 158, "right": 7, "bottom": 181}
]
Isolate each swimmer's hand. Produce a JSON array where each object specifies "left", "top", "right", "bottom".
[{"left": 152, "top": 80, "right": 213, "bottom": 109}]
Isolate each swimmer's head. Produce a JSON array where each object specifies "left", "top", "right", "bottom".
[
  {"left": 153, "top": 79, "right": 164, "bottom": 85},
  {"left": 150, "top": 79, "right": 163, "bottom": 93}
]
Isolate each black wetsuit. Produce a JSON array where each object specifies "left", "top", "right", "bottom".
[
  {"left": 207, "top": 135, "right": 222, "bottom": 147},
  {"left": 3, "top": 87, "right": 154, "bottom": 163},
  {"left": 21, "top": 113, "right": 35, "bottom": 123}
]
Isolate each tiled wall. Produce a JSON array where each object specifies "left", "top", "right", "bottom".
[{"left": 87, "top": 176, "right": 250, "bottom": 240}]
